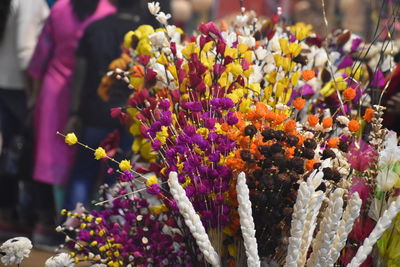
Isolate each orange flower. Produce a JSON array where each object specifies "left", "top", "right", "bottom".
[
  {"left": 308, "top": 114, "right": 319, "bottom": 127},
  {"left": 284, "top": 120, "right": 297, "bottom": 134},
  {"left": 327, "top": 137, "right": 340, "bottom": 148},
  {"left": 343, "top": 88, "right": 356, "bottom": 102},
  {"left": 296, "top": 134, "right": 304, "bottom": 146},
  {"left": 363, "top": 108, "right": 374, "bottom": 123},
  {"left": 348, "top": 120, "right": 360, "bottom": 132},
  {"left": 306, "top": 159, "right": 316, "bottom": 171},
  {"left": 293, "top": 97, "right": 306, "bottom": 110},
  {"left": 247, "top": 110, "right": 257, "bottom": 122},
  {"left": 221, "top": 123, "right": 230, "bottom": 132},
  {"left": 285, "top": 146, "right": 295, "bottom": 158},
  {"left": 274, "top": 113, "right": 287, "bottom": 126},
  {"left": 131, "top": 65, "right": 145, "bottom": 78},
  {"left": 302, "top": 69, "right": 315, "bottom": 81},
  {"left": 265, "top": 111, "right": 277, "bottom": 122},
  {"left": 255, "top": 102, "right": 268, "bottom": 117},
  {"left": 322, "top": 117, "right": 333, "bottom": 129}
]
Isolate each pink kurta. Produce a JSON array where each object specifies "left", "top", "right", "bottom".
[{"left": 28, "top": 0, "right": 115, "bottom": 185}]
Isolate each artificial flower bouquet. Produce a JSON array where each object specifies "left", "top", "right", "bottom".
[{"left": 2, "top": 2, "right": 400, "bottom": 267}]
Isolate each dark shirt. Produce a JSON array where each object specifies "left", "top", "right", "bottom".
[{"left": 76, "top": 12, "right": 156, "bottom": 128}]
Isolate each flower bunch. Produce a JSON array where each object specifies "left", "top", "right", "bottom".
[
  {"left": 56, "top": 1, "right": 400, "bottom": 266},
  {"left": 58, "top": 171, "right": 202, "bottom": 267}
]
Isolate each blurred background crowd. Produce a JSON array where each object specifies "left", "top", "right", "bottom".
[{"left": 0, "top": 0, "right": 398, "bottom": 252}]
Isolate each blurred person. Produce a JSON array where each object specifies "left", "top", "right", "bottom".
[
  {"left": 46, "top": 0, "right": 57, "bottom": 7},
  {"left": 64, "top": 0, "right": 170, "bottom": 210},
  {"left": 27, "top": 0, "right": 115, "bottom": 245},
  {"left": 0, "top": 0, "right": 49, "bottom": 238}
]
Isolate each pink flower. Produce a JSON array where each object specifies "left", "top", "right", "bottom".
[
  {"left": 350, "top": 176, "right": 371, "bottom": 203},
  {"left": 347, "top": 140, "right": 377, "bottom": 172},
  {"left": 198, "top": 22, "right": 220, "bottom": 36},
  {"left": 348, "top": 216, "right": 375, "bottom": 242}
]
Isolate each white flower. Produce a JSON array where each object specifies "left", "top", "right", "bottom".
[
  {"left": 90, "top": 264, "right": 107, "bottom": 267},
  {"left": 221, "top": 31, "right": 237, "bottom": 47},
  {"left": 155, "top": 12, "right": 171, "bottom": 25},
  {"left": 336, "top": 116, "right": 349, "bottom": 126},
  {"left": 238, "top": 36, "right": 255, "bottom": 48},
  {"left": 148, "top": 31, "right": 168, "bottom": 49},
  {"left": 166, "top": 25, "right": 181, "bottom": 43},
  {"left": 275, "top": 103, "right": 287, "bottom": 111},
  {"left": 0, "top": 237, "right": 32, "bottom": 266},
  {"left": 254, "top": 46, "right": 267, "bottom": 60},
  {"left": 45, "top": 253, "right": 75, "bottom": 267},
  {"left": 148, "top": 1, "right": 160, "bottom": 15},
  {"left": 379, "top": 131, "right": 400, "bottom": 167},
  {"left": 236, "top": 14, "right": 248, "bottom": 27},
  {"left": 377, "top": 168, "right": 399, "bottom": 192},
  {"left": 314, "top": 49, "right": 328, "bottom": 67}
]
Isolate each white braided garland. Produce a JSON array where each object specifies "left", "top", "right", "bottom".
[
  {"left": 284, "top": 182, "right": 312, "bottom": 267},
  {"left": 328, "top": 192, "right": 362, "bottom": 266},
  {"left": 348, "top": 196, "right": 400, "bottom": 267},
  {"left": 236, "top": 172, "right": 260, "bottom": 267},
  {"left": 168, "top": 172, "right": 221, "bottom": 267},
  {"left": 307, "top": 188, "right": 344, "bottom": 267}
]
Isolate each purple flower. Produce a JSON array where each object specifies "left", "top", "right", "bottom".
[
  {"left": 146, "top": 184, "right": 161, "bottom": 195},
  {"left": 185, "top": 101, "right": 203, "bottom": 112},
  {"left": 351, "top": 38, "right": 363, "bottom": 52},
  {"left": 227, "top": 112, "right": 238, "bottom": 125},
  {"left": 204, "top": 118, "right": 216, "bottom": 129},
  {"left": 337, "top": 55, "right": 353, "bottom": 69},
  {"left": 151, "top": 140, "right": 162, "bottom": 151},
  {"left": 183, "top": 125, "right": 196, "bottom": 136},
  {"left": 208, "top": 152, "right": 220, "bottom": 163},
  {"left": 120, "top": 171, "right": 134, "bottom": 182},
  {"left": 371, "top": 70, "right": 385, "bottom": 87},
  {"left": 160, "top": 111, "right": 172, "bottom": 126}
]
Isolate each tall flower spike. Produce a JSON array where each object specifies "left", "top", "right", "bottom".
[
  {"left": 348, "top": 196, "right": 400, "bottom": 267},
  {"left": 307, "top": 188, "right": 344, "bottom": 267},
  {"left": 168, "top": 172, "right": 221, "bottom": 267},
  {"left": 284, "top": 182, "right": 312, "bottom": 267},
  {"left": 328, "top": 192, "right": 362, "bottom": 266},
  {"left": 236, "top": 172, "right": 260, "bottom": 267}
]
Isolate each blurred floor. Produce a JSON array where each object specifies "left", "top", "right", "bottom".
[
  {"left": 0, "top": 249, "right": 90, "bottom": 267},
  {"left": 0, "top": 249, "right": 54, "bottom": 267}
]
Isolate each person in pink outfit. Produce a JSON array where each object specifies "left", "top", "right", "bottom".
[{"left": 28, "top": 0, "right": 116, "bottom": 188}]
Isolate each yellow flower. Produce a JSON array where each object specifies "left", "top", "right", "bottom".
[
  {"left": 249, "top": 83, "right": 261, "bottom": 95},
  {"left": 123, "top": 31, "right": 135, "bottom": 49},
  {"left": 119, "top": 160, "right": 131, "bottom": 171},
  {"left": 291, "top": 71, "right": 301, "bottom": 86},
  {"left": 290, "top": 22, "right": 313, "bottom": 41},
  {"left": 65, "top": 133, "right": 78, "bottom": 146},
  {"left": 224, "top": 47, "right": 238, "bottom": 58},
  {"left": 229, "top": 63, "right": 243, "bottom": 77},
  {"left": 279, "top": 38, "right": 289, "bottom": 54},
  {"left": 182, "top": 42, "right": 198, "bottom": 58},
  {"left": 238, "top": 43, "right": 248, "bottom": 54},
  {"left": 136, "top": 39, "right": 152, "bottom": 55},
  {"left": 145, "top": 175, "right": 158, "bottom": 186},
  {"left": 156, "top": 53, "right": 168, "bottom": 65},
  {"left": 202, "top": 41, "right": 214, "bottom": 53},
  {"left": 239, "top": 98, "right": 251, "bottom": 113},
  {"left": 94, "top": 147, "right": 107, "bottom": 160},
  {"left": 155, "top": 126, "right": 169, "bottom": 144}
]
